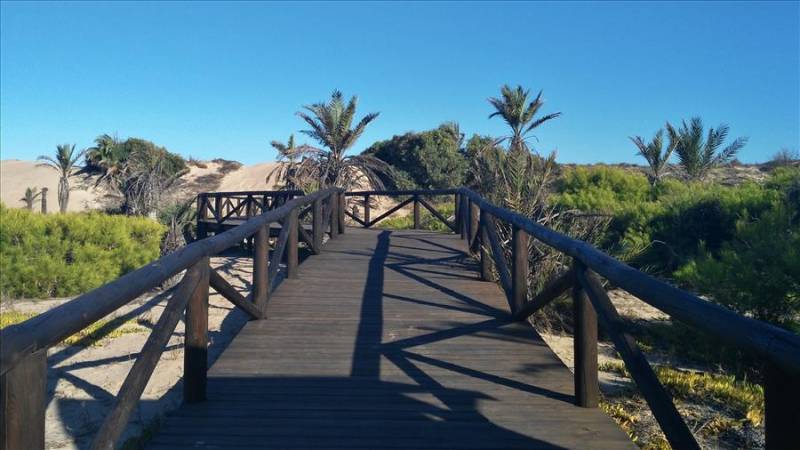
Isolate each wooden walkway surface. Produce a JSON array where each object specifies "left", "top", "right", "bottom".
[{"left": 149, "top": 228, "right": 634, "bottom": 449}]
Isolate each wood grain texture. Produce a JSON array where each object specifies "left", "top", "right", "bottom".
[{"left": 150, "top": 228, "right": 634, "bottom": 449}]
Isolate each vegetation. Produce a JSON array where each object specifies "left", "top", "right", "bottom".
[
  {"left": 629, "top": 127, "right": 677, "bottom": 186},
  {"left": 37, "top": 143, "right": 85, "bottom": 213},
  {"left": 0, "top": 310, "right": 146, "bottom": 346},
  {"left": 271, "top": 90, "right": 391, "bottom": 191},
  {"left": 672, "top": 117, "right": 748, "bottom": 181},
  {"left": 487, "top": 84, "right": 561, "bottom": 153},
  {"left": 376, "top": 202, "right": 455, "bottom": 232},
  {"left": 86, "top": 136, "right": 188, "bottom": 216},
  {"left": 364, "top": 122, "right": 468, "bottom": 189},
  {"left": 19, "top": 187, "right": 42, "bottom": 210},
  {"left": 0, "top": 205, "right": 164, "bottom": 298}
]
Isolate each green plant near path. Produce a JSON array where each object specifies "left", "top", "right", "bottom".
[
  {"left": 0, "top": 205, "right": 165, "bottom": 298},
  {"left": 37, "top": 143, "right": 85, "bottom": 213},
  {"left": 672, "top": 117, "right": 748, "bottom": 181},
  {"left": 19, "top": 187, "right": 42, "bottom": 210}
]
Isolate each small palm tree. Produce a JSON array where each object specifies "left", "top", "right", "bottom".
[
  {"left": 19, "top": 187, "right": 42, "bottom": 210},
  {"left": 37, "top": 144, "right": 85, "bottom": 213},
  {"left": 488, "top": 85, "right": 561, "bottom": 154},
  {"left": 672, "top": 117, "right": 748, "bottom": 181},
  {"left": 273, "top": 90, "right": 391, "bottom": 191},
  {"left": 630, "top": 126, "right": 678, "bottom": 186}
]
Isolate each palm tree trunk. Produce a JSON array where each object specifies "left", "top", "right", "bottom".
[{"left": 58, "top": 177, "right": 69, "bottom": 213}]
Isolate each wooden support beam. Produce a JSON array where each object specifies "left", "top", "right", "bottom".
[
  {"left": 363, "top": 195, "right": 370, "bottom": 227},
  {"left": 454, "top": 193, "right": 461, "bottom": 233},
  {"left": 482, "top": 212, "right": 511, "bottom": 295},
  {"left": 329, "top": 192, "right": 339, "bottom": 238},
  {"left": 459, "top": 194, "right": 468, "bottom": 240},
  {"left": 91, "top": 266, "right": 204, "bottom": 450},
  {"left": 413, "top": 195, "right": 421, "bottom": 230},
  {"left": 765, "top": 362, "right": 800, "bottom": 450},
  {"left": 514, "top": 269, "right": 575, "bottom": 321},
  {"left": 209, "top": 269, "right": 261, "bottom": 320},
  {"left": 510, "top": 225, "right": 528, "bottom": 314},
  {"left": 286, "top": 209, "right": 299, "bottom": 279},
  {"left": 344, "top": 210, "right": 366, "bottom": 227},
  {"left": 418, "top": 197, "right": 456, "bottom": 232},
  {"left": 469, "top": 201, "right": 479, "bottom": 251},
  {"left": 572, "top": 272, "right": 599, "bottom": 408},
  {"left": 184, "top": 258, "right": 210, "bottom": 404},
  {"left": 269, "top": 218, "right": 291, "bottom": 283},
  {"left": 297, "top": 221, "right": 317, "bottom": 254},
  {"left": 575, "top": 265, "right": 700, "bottom": 450},
  {"left": 253, "top": 225, "right": 270, "bottom": 317},
  {"left": 0, "top": 349, "right": 46, "bottom": 450},
  {"left": 338, "top": 191, "right": 346, "bottom": 234},
  {"left": 479, "top": 210, "right": 492, "bottom": 281},
  {"left": 312, "top": 198, "right": 323, "bottom": 254},
  {"left": 365, "top": 197, "right": 413, "bottom": 228}
]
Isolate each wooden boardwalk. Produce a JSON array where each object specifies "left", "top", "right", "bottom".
[{"left": 149, "top": 228, "right": 634, "bottom": 449}]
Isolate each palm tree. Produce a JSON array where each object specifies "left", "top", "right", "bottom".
[
  {"left": 19, "top": 187, "right": 42, "bottom": 210},
  {"left": 37, "top": 144, "right": 85, "bottom": 213},
  {"left": 630, "top": 126, "right": 678, "bottom": 186},
  {"left": 672, "top": 117, "right": 748, "bottom": 181},
  {"left": 273, "top": 90, "right": 391, "bottom": 191},
  {"left": 85, "top": 133, "right": 119, "bottom": 169},
  {"left": 488, "top": 85, "right": 561, "bottom": 154}
]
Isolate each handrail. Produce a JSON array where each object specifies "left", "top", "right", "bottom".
[
  {"left": 343, "top": 189, "right": 458, "bottom": 230},
  {"left": 0, "top": 188, "right": 340, "bottom": 376},
  {"left": 458, "top": 188, "right": 800, "bottom": 375}
]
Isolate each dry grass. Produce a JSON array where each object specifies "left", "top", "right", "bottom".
[{"left": 0, "top": 311, "right": 147, "bottom": 346}]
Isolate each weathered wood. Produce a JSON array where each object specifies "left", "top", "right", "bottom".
[
  {"left": 460, "top": 188, "right": 800, "bottom": 375},
  {"left": 482, "top": 212, "right": 511, "bottom": 295},
  {"left": 312, "top": 198, "right": 323, "bottom": 254},
  {"left": 346, "top": 188, "right": 458, "bottom": 196},
  {"left": 459, "top": 194, "right": 468, "bottom": 240},
  {"left": 209, "top": 269, "right": 261, "bottom": 320},
  {"left": 344, "top": 209, "right": 366, "bottom": 227},
  {"left": 253, "top": 225, "right": 270, "bottom": 316},
  {"left": 765, "top": 362, "right": 800, "bottom": 450},
  {"left": 40, "top": 187, "right": 48, "bottom": 214},
  {"left": 413, "top": 195, "right": 421, "bottom": 230},
  {"left": 469, "top": 201, "right": 479, "bottom": 251},
  {"left": 297, "top": 221, "right": 317, "bottom": 254},
  {"left": 418, "top": 197, "right": 456, "bottom": 232},
  {"left": 513, "top": 269, "right": 575, "bottom": 321},
  {"left": 1, "top": 188, "right": 336, "bottom": 376},
  {"left": 0, "top": 349, "right": 45, "bottom": 450},
  {"left": 184, "top": 259, "right": 210, "bottom": 404},
  {"left": 575, "top": 266, "right": 699, "bottom": 450},
  {"left": 338, "top": 191, "right": 346, "bottom": 234},
  {"left": 287, "top": 209, "right": 299, "bottom": 279},
  {"left": 510, "top": 225, "right": 528, "bottom": 314},
  {"left": 90, "top": 266, "right": 204, "bottom": 450},
  {"left": 363, "top": 195, "right": 371, "bottom": 227},
  {"left": 479, "top": 210, "right": 492, "bottom": 282},
  {"left": 572, "top": 274, "right": 599, "bottom": 408},
  {"left": 269, "top": 217, "right": 292, "bottom": 284},
  {"left": 330, "top": 192, "right": 339, "bottom": 237},
  {"left": 365, "top": 197, "right": 413, "bottom": 228},
  {"left": 454, "top": 193, "right": 461, "bottom": 233}
]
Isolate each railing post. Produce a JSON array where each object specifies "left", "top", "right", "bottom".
[
  {"left": 511, "top": 225, "right": 528, "bottom": 314},
  {"left": 196, "top": 195, "right": 207, "bottom": 240},
  {"left": 460, "top": 195, "right": 468, "bottom": 240},
  {"left": 338, "top": 191, "right": 346, "bottom": 234},
  {"left": 765, "top": 362, "right": 800, "bottom": 450},
  {"left": 363, "top": 195, "right": 370, "bottom": 228},
  {"left": 413, "top": 195, "right": 421, "bottom": 230},
  {"left": 312, "top": 198, "right": 323, "bottom": 253},
  {"left": 479, "top": 210, "right": 492, "bottom": 281},
  {"left": 469, "top": 200, "right": 480, "bottom": 250},
  {"left": 454, "top": 193, "right": 461, "bottom": 234},
  {"left": 253, "top": 224, "right": 270, "bottom": 316},
  {"left": 286, "top": 208, "right": 299, "bottom": 279},
  {"left": 330, "top": 192, "right": 339, "bottom": 238},
  {"left": 0, "top": 349, "right": 46, "bottom": 450},
  {"left": 572, "top": 262, "right": 599, "bottom": 408},
  {"left": 184, "top": 258, "right": 210, "bottom": 404}
]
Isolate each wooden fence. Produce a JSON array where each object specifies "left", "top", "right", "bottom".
[{"left": 0, "top": 188, "right": 345, "bottom": 450}]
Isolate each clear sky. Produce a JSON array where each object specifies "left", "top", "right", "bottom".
[{"left": 1, "top": 1, "right": 798, "bottom": 165}]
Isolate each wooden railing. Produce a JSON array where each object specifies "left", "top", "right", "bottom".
[
  {"left": 0, "top": 188, "right": 345, "bottom": 450},
  {"left": 344, "top": 189, "right": 458, "bottom": 231},
  {"left": 453, "top": 188, "right": 800, "bottom": 450}
]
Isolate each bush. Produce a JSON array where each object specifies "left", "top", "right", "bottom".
[
  {"left": 375, "top": 202, "right": 455, "bottom": 232},
  {"left": 0, "top": 206, "right": 165, "bottom": 298}
]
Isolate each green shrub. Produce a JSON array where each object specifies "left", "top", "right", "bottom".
[
  {"left": 0, "top": 205, "right": 165, "bottom": 298},
  {"left": 375, "top": 202, "right": 455, "bottom": 232}
]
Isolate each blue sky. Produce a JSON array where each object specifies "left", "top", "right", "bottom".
[{"left": 1, "top": 1, "right": 798, "bottom": 164}]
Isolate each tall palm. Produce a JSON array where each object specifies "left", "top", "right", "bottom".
[
  {"left": 672, "top": 117, "right": 748, "bottom": 181},
  {"left": 37, "top": 144, "right": 85, "bottom": 213},
  {"left": 488, "top": 85, "right": 561, "bottom": 154},
  {"left": 274, "top": 90, "right": 391, "bottom": 190},
  {"left": 630, "top": 126, "right": 678, "bottom": 186},
  {"left": 19, "top": 187, "right": 42, "bottom": 210}
]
